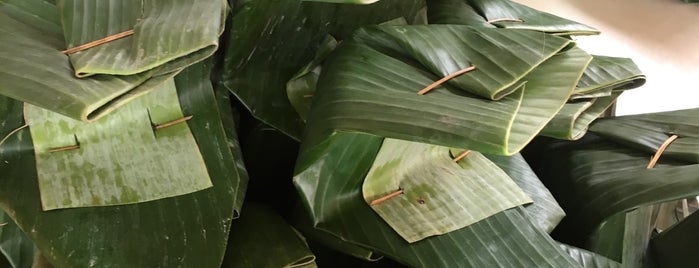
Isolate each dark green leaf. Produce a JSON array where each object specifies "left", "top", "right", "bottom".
[
  {"left": 485, "top": 153, "right": 566, "bottom": 233},
  {"left": 650, "top": 210, "right": 699, "bottom": 268},
  {"left": 467, "top": 0, "right": 599, "bottom": 35},
  {"left": 223, "top": 203, "right": 316, "bottom": 268},
  {"left": 221, "top": 0, "right": 426, "bottom": 138},
  {"left": 0, "top": 61, "right": 246, "bottom": 267},
  {"left": 0, "top": 211, "right": 34, "bottom": 268},
  {"left": 304, "top": 27, "right": 589, "bottom": 156}
]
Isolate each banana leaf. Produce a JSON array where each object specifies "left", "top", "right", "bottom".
[
  {"left": 426, "top": 0, "right": 494, "bottom": 27},
  {"left": 25, "top": 79, "right": 212, "bottom": 210},
  {"left": 58, "top": 0, "right": 226, "bottom": 77},
  {"left": 294, "top": 133, "right": 582, "bottom": 267},
  {"left": 0, "top": 0, "right": 222, "bottom": 122},
  {"left": 559, "top": 243, "right": 621, "bottom": 268},
  {"left": 223, "top": 203, "right": 316, "bottom": 268},
  {"left": 0, "top": 211, "right": 34, "bottom": 268},
  {"left": 287, "top": 35, "right": 339, "bottom": 122},
  {"left": 589, "top": 108, "right": 699, "bottom": 163},
  {"left": 586, "top": 206, "right": 656, "bottom": 265},
  {"left": 484, "top": 153, "right": 566, "bottom": 233},
  {"left": 362, "top": 139, "right": 531, "bottom": 243},
  {"left": 650, "top": 209, "right": 699, "bottom": 268},
  {"left": 540, "top": 93, "right": 621, "bottom": 140},
  {"left": 213, "top": 87, "right": 249, "bottom": 217},
  {"left": 574, "top": 56, "right": 646, "bottom": 96},
  {"left": 303, "top": 0, "right": 378, "bottom": 3},
  {"left": 0, "top": 61, "right": 247, "bottom": 267},
  {"left": 220, "top": 0, "right": 426, "bottom": 138},
  {"left": 291, "top": 203, "right": 382, "bottom": 262},
  {"left": 466, "top": 0, "right": 599, "bottom": 35},
  {"left": 303, "top": 25, "right": 590, "bottom": 156},
  {"left": 524, "top": 109, "right": 699, "bottom": 260},
  {"left": 541, "top": 56, "right": 645, "bottom": 140}
]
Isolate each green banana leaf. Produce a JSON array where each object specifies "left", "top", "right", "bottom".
[
  {"left": 294, "top": 133, "right": 582, "bottom": 267},
  {"left": 484, "top": 153, "right": 566, "bottom": 233},
  {"left": 466, "top": 0, "right": 599, "bottom": 35},
  {"left": 586, "top": 206, "right": 656, "bottom": 264},
  {"left": 303, "top": 0, "right": 378, "bottom": 3},
  {"left": 540, "top": 93, "right": 621, "bottom": 140},
  {"left": 220, "top": 0, "right": 426, "bottom": 138},
  {"left": 589, "top": 108, "right": 699, "bottom": 163},
  {"left": 524, "top": 122, "right": 699, "bottom": 260},
  {"left": 574, "top": 56, "right": 646, "bottom": 96},
  {"left": 0, "top": 211, "right": 34, "bottom": 268},
  {"left": 303, "top": 26, "right": 590, "bottom": 156},
  {"left": 0, "top": 0, "right": 222, "bottom": 122},
  {"left": 426, "top": 0, "right": 494, "bottom": 27},
  {"left": 291, "top": 203, "right": 382, "bottom": 262},
  {"left": 223, "top": 203, "right": 316, "bottom": 268},
  {"left": 362, "top": 139, "right": 531, "bottom": 243},
  {"left": 287, "top": 35, "right": 339, "bottom": 122},
  {"left": 58, "top": 0, "right": 226, "bottom": 77},
  {"left": 25, "top": 79, "right": 212, "bottom": 210},
  {"left": 213, "top": 87, "right": 249, "bottom": 217},
  {"left": 541, "top": 56, "right": 645, "bottom": 140},
  {"left": 650, "top": 208, "right": 699, "bottom": 268},
  {"left": 0, "top": 61, "right": 247, "bottom": 267},
  {"left": 350, "top": 25, "right": 572, "bottom": 100},
  {"left": 559, "top": 243, "right": 621, "bottom": 268}
]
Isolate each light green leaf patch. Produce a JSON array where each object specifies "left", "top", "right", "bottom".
[
  {"left": 362, "top": 139, "right": 532, "bottom": 243},
  {"left": 25, "top": 79, "right": 212, "bottom": 210}
]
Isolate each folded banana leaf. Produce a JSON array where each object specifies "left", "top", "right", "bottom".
[
  {"left": 291, "top": 203, "right": 383, "bottom": 262},
  {"left": 363, "top": 139, "right": 531, "bottom": 243},
  {"left": 524, "top": 109, "right": 699, "bottom": 262},
  {"left": 427, "top": 0, "right": 598, "bottom": 35},
  {"left": 59, "top": 0, "right": 226, "bottom": 77},
  {"left": 484, "top": 153, "right": 566, "bottom": 233},
  {"left": 540, "top": 56, "right": 645, "bottom": 140},
  {"left": 25, "top": 79, "right": 212, "bottom": 210},
  {"left": 304, "top": 0, "right": 378, "bottom": 3},
  {"left": 0, "top": 211, "right": 34, "bottom": 268},
  {"left": 0, "top": 0, "right": 224, "bottom": 122},
  {"left": 426, "top": 0, "right": 494, "bottom": 27},
  {"left": 223, "top": 203, "right": 316, "bottom": 268},
  {"left": 220, "top": 0, "right": 426, "bottom": 138},
  {"left": 466, "top": 0, "right": 599, "bottom": 35},
  {"left": 589, "top": 108, "right": 699, "bottom": 163},
  {"left": 585, "top": 205, "right": 656, "bottom": 265},
  {"left": 303, "top": 25, "right": 589, "bottom": 156},
  {"left": 287, "top": 35, "right": 339, "bottom": 122},
  {"left": 294, "top": 133, "right": 581, "bottom": 267},
  {"left": 0, "top": 61, "right": 247, "bottom": 267}
]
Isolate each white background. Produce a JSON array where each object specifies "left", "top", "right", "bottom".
[{"left": 515, "top": 0, "right": 699, "bottom": 115}]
